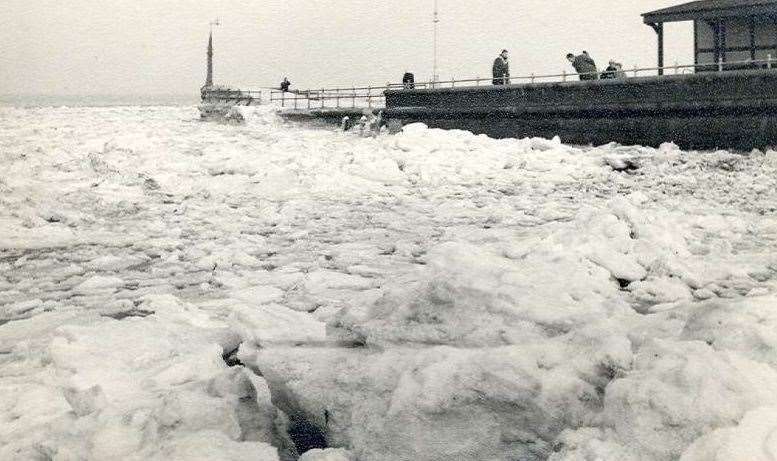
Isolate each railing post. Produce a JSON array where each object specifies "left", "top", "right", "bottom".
[
  {"left": 368, "top": 86, "right": 372, "bottom": 108},
  {"left": 718, "top": 58, "right": 723, "bottom": 72},
  {"left": 674, "top": 61, "right": 679, "bottom": 75},
  {"left": 562, "top": 70, "right": 567, "bottom": 82},
  {"left": 336, "top": 88, "right": 340, "bottom": 108},
  {"left": 281, "top": 91, "right": 285, "bottom": 108},
  {"left": 307, "top": 93, "right": 311, "bottom": 109},
  {"left": 476, "top": 76, "right": 480, "bottom": 86},
  {"left": 531, "top": 73, "right": 535, "bottom": 83},
  {"left": 352, "top": 87, "right": 356, "bottom": 108},
  {"left": 633, "top": 65, "right": 638, "bottom": 77},
  {"left": 294, "top": 94, "right": 298, "bottom": 110},
  {"left": 451, "top": 77, "right": 455, "bottom": 88}
]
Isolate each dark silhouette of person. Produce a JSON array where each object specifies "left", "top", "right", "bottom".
[
  {"left": 280, "top": 77, "right": 291, "bottom": 92},
  {"left": 567, "top": 53, "right": 599, "bottom": 81},
  {"left": 402, "top": 72, "right": 415, "bottom": 89},
  {"left": 492, "top": 50, "right": 510, "bottom": 85}
]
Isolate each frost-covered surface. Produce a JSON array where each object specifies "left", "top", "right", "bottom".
[{"left": 1, "top": 105, "right": 777, "bottom": 460}]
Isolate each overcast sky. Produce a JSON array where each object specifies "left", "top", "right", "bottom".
[{"left": 1, "top": 0, "right": 693, "bottom": 96}]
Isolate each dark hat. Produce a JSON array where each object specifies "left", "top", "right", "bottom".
[
  {"left": 566, "top": 53, "right": 575, "bottom": 58},
  {"left": 501, "top": 49, "right": 508, "bottom": 53}
]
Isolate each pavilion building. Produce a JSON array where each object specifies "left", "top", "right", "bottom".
[{"left": 643, "top": 0, "right": 777, "bottom": 73}]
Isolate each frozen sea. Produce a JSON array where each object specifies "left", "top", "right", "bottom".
[{"left": 1, "top": 104, "right": 777, "bottom": 460}]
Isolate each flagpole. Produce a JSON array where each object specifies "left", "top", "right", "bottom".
[{"left": 433, "top": 0, "right": 439, "bottom": 86}]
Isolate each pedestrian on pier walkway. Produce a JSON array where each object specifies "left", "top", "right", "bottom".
[
  {"left": 493, "top": 50, "right": 510, "bottom": 85},
  {"left": 280, "top": 77, "right": 291, "bottom": 92},
  {"left": 567, "top": 52, "right": 599, "bottom": 81}
]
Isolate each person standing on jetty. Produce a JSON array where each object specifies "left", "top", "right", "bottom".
[
  {"left": 280, "top": 77, "right": 291, "bottom": 92},
  {"left": 492, "top": 50, "right": 510, "bottom": 85},
  {"left": 567, "top": 52, "right": 599, "bottom": 80}
]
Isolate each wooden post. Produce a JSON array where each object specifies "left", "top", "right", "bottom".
[
  {"left": 651, "top": 22, "right": 665, "bottom": 76},
  {"left": 352, "top": 87, "right": 356, "bottom": 108},
  {"left": 658, "top": 23, "right": 664, "bottom": 75},
  {"left": 713, "top": 19, "right": 722, "bottom": 69}
]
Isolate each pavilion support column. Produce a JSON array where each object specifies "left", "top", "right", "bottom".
[{"left": 650, "top": 22, "right": 665, "bottom": 75}]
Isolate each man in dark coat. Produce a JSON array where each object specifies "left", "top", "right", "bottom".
[
  {"left": 402, "top": 72, "right": 415, "bottom": 89},
  {"left": 492, "top": 50, "right": 510, "bottom": 85},
  {"left": 567, "top": 53, "right": 599, "bottom": 81},
  {"left": 280, "top": 77, "right": 291, "bottom": 92}
]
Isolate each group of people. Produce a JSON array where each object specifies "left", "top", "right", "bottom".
[
  {"left": 492, "top": 49, "right": 625, "bottom": 84},
  {"left": 566, "top": 51, "right": 625, "bottom": 80},
  {"left": 279, "top": 49, "right": 624, "bottom": 97}
]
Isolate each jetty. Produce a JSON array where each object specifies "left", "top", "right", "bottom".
[{"left": 202, "top": 0, "right": 777, "bottom": 150}]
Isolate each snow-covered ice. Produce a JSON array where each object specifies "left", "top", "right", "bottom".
[{"left": 1, "top": 104, "right": 777, "bottom": 460}]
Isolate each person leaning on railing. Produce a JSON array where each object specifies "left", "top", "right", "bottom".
[
  {"left": 567, "top": 52, "right": 599, "bottom": 81},
  {"left": 492, "top": 49, "right": 510, "bottom": 85}
]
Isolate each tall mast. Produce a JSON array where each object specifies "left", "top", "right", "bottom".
[
  {"left": 205, "top": 19, "right": 220, "bottom": 88},
  {"left": 433, "top": 0, "right": 439, "bottom": 84}
]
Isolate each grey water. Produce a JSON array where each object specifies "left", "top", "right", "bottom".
[{"left": 0, "top": 93, "right": 199, "bottom": 108}]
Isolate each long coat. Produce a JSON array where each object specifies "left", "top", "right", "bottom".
[
  {"left": 572, "top": 55, "right": 599, "bottom": 80},
  {"left": 492, "top": 56, "right": 510, "bottom": 85}
]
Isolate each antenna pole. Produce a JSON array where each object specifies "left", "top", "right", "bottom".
[
  {"left": 209, "top": 18, "right": 220, "bottom": 34},
  {"left": 433, "top": 0, "right": 439, "bottom": 85}
]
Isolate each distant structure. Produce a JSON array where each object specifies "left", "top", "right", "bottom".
[
  {"left": 643, "top": 0, "right": 777, "bottom": 74},
  {"left": 205, "top": 31, "right": 214, "bottom": 87},
  {"left": 204, "top": 19, "right": 219, "bottom": 88},
  {"left": 198, "top": 19, "right": 257, "bottom": 120}
]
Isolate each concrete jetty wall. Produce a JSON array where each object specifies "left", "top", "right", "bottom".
[
  {"left": 383, "top": 69, "right": 777, "bottom": 150},
  {"left": 277, "top": 108, "right": 377, "bottom": 124}
]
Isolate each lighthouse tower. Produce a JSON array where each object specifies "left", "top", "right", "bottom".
[{"left": 205, "top": 31, "right": 214, "bottom": 88}]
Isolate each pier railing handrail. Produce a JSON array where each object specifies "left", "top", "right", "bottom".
[
  {"left": 266, "top": 56, "right": 776, "bottom": 96},
  {"left": 254, "top": 56, "right": 777, "bottom": 110},
  {"left": 385, "top": 56, "right": 777, "bottom": 89}
]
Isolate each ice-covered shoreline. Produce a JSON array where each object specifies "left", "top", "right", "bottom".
[{"left": 1, "top": 105, "right": 776, "bottom": 460}]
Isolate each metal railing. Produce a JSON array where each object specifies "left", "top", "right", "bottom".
[
  {"left": 255, "top": 55, "right": 777, "bottom": 111},
  {"left": 201, "top": 87, "right": 263, "bottom": 105},
  {"left": 269, "top": 85, "right": 387, "bottom": 110},
  {"left": 387, "top": 56, "right": 777, "bottom": 90}
]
